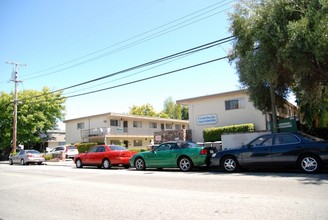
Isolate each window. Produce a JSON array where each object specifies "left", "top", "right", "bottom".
[
  {"left": 274, "top": 134, "right": 300, "bottom": 145},
  {"left": 165, "top": 124, "right": 172, "bottom": 129},
  {"left": 133, "top": 121, "right": 142, "bottom": 128},
  {"left": 133, "top": 140, "right": 143, "bottom": 146},
  {"left": 249, "top": 135, "right": 273, "bottom": 147},
  {"left": 110, "top": 119, "right": 119, "bottom": 126},
  {"left": 175, "top": 124, "right": 182, "bottom": 130},
  {"left": 225, "top": 98, "right": 245, "bottom": 110},
  {"left": 96, "top": 146, "right": 106, "bottom": 152},
  {"left": 155, "top": 143, "right": 171, "bottom": 151},
  {"left": 77, "top": 122, "right": 84, "bottom": 129},
  {"left": 149, "top": 122, "right": 157, "bottom": 129}
]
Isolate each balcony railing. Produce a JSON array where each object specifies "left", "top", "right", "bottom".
[
  {"left": 81, "top": 126, "right": 168, "bottom": 139},
  {"left": 81, "top": 127, "right": 111, "bottom": 139}
]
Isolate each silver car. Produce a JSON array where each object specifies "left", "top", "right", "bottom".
[{"left": 9, "top": 149, "right": 45, "bottom": 165}]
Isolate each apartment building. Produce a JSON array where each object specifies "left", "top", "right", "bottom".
[
  {"left": 177, "top": 89, "right": 299, "bottom": 142},
  {"left": 64, "top": 112, "right": 189, "bottom": 148}
]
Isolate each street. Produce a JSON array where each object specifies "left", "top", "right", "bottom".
[{"left": 1, "top": 161, "right": 328, "bottom": 220}]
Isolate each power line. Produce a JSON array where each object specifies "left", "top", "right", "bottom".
[
  {"left": 65, "top": 56, "right": 229, "bottom": 99},
  {"left": 19, "top": 0, "right": 233, "bottom": 81},
  {"left": 13, "top": 36, "right": 234, "bottom": 104},
  {"left": 19, "top": 55, "right": 230, "bottom": 105}
]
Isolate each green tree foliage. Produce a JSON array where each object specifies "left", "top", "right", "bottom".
[
  {"left": 162, "top": 97, "right": 182, "bottom": 119},
  {"left": 229, "top": 0, "right": 328, "bottom": 128},
  {"left": 128, "top": 98, "right": 188, "bottom": 120},
  {"left": 129, "top": 103, "right": 157, "bottom": 117},
  {"left": 0, "top": 88, "right": 65, "bottom": 152}
]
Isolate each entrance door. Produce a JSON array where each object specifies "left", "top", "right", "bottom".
[
  {"left": 123, "top": 121, "right": 128, "bottom": 132},
  {"left": 124, "top": 140, "right": 129, "bottom": 149}
]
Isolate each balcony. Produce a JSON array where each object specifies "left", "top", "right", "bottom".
[
  {"left": 81, "top": 127, "right": 110, "bottom": 139},
  {"left": 81, "top": 126, "right": 163, "bottom": 139}
]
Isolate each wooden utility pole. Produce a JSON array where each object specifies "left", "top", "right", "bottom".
[{"left": 6, "top": 62, "right": 26, "bottom": 154}]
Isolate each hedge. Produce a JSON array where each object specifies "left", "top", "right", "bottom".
[
  {"left": 203, "top": 123, "right": 255, "bottom": 142},
  {"left": 75, "top": 142, "right": 97, "bottom": 153}
]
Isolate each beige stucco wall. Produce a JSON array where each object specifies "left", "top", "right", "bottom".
[
  {"left": 178, "top": 90, "right": 267, "bottom": 142},
  {"left": 64, "top": 113, "right": 189, "bottom": 147}
]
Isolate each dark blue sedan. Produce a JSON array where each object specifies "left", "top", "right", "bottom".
[{"left": 211, "top": 132, "right": 328, "bottom": 173}]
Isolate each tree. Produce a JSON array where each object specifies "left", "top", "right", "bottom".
[
  {"left": 0, "top": 87, "right": 65, "bottom": 155},
  {"left": 128, "top": 98, "right": 188, "bottom": 120},
  {"left": 129, "top": 103, "right": 157, "bottom": 117},
  {"left": 229, "top": 0, "right": 328, "bottom": 129},
  {"left": 162, "top": 97, "right": 182, "bottom": 119}
]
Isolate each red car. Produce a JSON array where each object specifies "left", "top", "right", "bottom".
[{"left": 74, "top": 145, "right": 135, "bottom": 169}]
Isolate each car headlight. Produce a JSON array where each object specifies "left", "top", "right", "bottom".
[{"left": 212, "top": 153, "right": 216, "bottom": 157}]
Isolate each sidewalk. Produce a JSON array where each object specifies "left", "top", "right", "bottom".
[{"left": 0, "top": 159, "right": 75, "bottom": 167}]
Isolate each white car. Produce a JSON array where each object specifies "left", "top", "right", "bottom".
[
  {"left": 46, "top": 145, "right": 79, "bottom": 159},
  {"left": 9, "top": 149, "right": 45, "bottom": 165}
]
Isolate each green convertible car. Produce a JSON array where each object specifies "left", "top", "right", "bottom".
[{"left": 129, "top": 141, "right": 210, "bottom": 171}]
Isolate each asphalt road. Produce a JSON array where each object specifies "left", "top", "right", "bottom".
[{"left": 1, "top": 162, "right": 328, "bottom": 220}]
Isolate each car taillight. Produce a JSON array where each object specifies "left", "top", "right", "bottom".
[
  {"left": 200, "top": 149, "right": 208, "bottom": 155},
  {"left": 27, "top": 154, "right": 33, "bottom": 158}
]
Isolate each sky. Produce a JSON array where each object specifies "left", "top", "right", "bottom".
[{"left": 0, "top": 0, "right": 240, "bottom": 129}]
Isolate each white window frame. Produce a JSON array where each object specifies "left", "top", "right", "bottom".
[
  {"left": 225, "top": 98, "right": 245, "bottom": 110},
  {"left": 133, "top": 121, "right": 142, "bottom": 128},
  {"left": 77, "top": 122, "right": 84, "bottom": 129}
]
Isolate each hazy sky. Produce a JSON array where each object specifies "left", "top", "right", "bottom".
[{"left": 1, "top": 0, "right": 240, "bottom": 128}]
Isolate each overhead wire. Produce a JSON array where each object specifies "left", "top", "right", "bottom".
[
  {"left": 19, "top": 0, "right": 234, "bottom": 81},
  {"left": 15, "top": 36, "right": 234, "bottom": 104}
]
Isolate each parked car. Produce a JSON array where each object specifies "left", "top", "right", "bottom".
[
  {"left": 129, "top": 141, "right": 209, "bottom": 172},
  {"left": 211, "top": 132, "right": 328, "bottom": 173},
  {"left": 46, "top": 145, "right": 78, "bottom": 159},
  {"left": 74, "top": 145, "right": 135, "bottom": 169},
  {"left": 9, "top": 149, "right": 45, "bottom": 165}
]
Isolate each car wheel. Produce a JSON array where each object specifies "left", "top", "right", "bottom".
[
  {"left": 123, "top": 165, "right": 130, "bottom": 169},
  {"left": 222, "top": 156, "right": 239, "bottom": 172},
  {"left": 179, "top": 157, "right": 193, "bottom": 172},
  {"left": 9, "top": 159, "right": 13, "bottom": 165},
  {"left": 20, "top": 159, "right": 26, "bottom": 165},
  {"left": 298, "top": 155, "right": 321, "bottom": 173},
  {"left": 134, "top": 158, "right": 146, "bottom": 171},
  {"left": 38, "top": 162, "right": 43, "bottom": 165},
  {"left": 76, "top": 159, "right": 83, "bottom": 168},
  {"left": 103, "top": 159, "right": 111, "bottom": 169}
]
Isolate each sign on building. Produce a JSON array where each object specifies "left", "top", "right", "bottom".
[{"left": 197, "top": 114, "right": 217, "bottom": 125}]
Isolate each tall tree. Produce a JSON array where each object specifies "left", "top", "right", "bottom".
[
  {"left": 163, "top": 97, "right": 182, "bottom": 119},
  {"left": 0, "top": 87, "right": 65, "bottom": 154},
  {"left": 229, "top": 0, "right": 328, "bottom": 129},
  {"left": 129, "top": 103, "right": 157, "bottom": 117}
]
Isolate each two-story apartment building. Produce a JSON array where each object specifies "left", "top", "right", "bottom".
[
  {"left": 64, "top": 112, "right": 189, "bottom": 148},
  {"left": 177, "top": 89, "right": 299, "bottom": 142}
]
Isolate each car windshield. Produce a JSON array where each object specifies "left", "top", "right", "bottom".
[
  {"left": 67, "top": 146, "right": 77, "bottom": 150},
  {"left": 298, "top": 132, "right": 325, "bottom": 142},
  {"left": 179, "top": 142, "right": 202, "bottom": 148},
  {"left": 26, "top": 150, "right": 40, "bottom": 154},
  {"left": 109, "top": 145, "right": 127, "bottom": 151}
]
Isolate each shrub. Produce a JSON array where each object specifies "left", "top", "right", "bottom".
[
  {"left": 75, "top": 142, "right": 97, "bottom": 153},
  {"left": 44, "top": 154, "right": 53, "bottom": 161},
  {"left": 203, "top": 123, "right": 255, "bottom": 142}
]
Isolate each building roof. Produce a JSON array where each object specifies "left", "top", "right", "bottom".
[
  {"left": 177, "top": 89, "right": 247, "bottom": 104},
  {"left": 63, "top": 112, "right": 189, "bottom": 124}
]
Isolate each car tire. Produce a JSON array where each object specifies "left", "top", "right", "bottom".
[
  {"left": 134, "top": 158, "right": 146, "bottom": 171},
  {"left": 222, "top": 156, "right": 239, "bottom": 172},
  {"left": 123, "top": 165, "right": 130, "bottom": 169},
  {"left": 178, "top": 157, "right": 193, "bottom": 172},
  {"left": 20, "top": 159, "right": 26, "bottom": 165},
  {"left": 38, "top": 162, "right": 43, "bottom": 165},
  {"left": 103, "top": 159, "right": 111, "bottom": 169},
  {"left": 76, "top": 159, "right": 83, "bottom": 168},
  {"left": 298, "top": 155, "right": 321, "bottom": 173},
  {"left": 9, "top": 159, "right": 13, "bottom": 165}
]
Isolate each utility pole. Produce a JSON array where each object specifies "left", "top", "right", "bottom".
[{"left": 6, "top": 62, "right": 26, "bottom": 154}]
